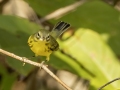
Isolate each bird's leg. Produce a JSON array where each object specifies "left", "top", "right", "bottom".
[
  {"left": 21, "top": 57, "right": 27, "bottom": 66},
  {"left": 40, "top": 61, "right": 45, "bottom": 69},
  {"left": 22, "top": 56, "right": 35, "bottom": 66},
  {"left": 40, "top": 56, "right": 49, "bottom": 69},
  {"left": 46, "top": 56, "right": 49, "bottom": 62}
]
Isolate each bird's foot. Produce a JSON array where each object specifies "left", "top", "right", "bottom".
[
  {"left": 40, "top": 60, "right": 48, "bottom": 69},
  {"left": 21, "top": 57, "right": 27, "bottom": 66},
  {"left": 40, "top": 61, "right": 45, "bottom": 69}
]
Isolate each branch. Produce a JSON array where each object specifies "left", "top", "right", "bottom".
[
  {"left": 40, "top": 0, "right": 87, "bottom": 23},
  {"left": 98, "top": 77, "right": 120, "bottom": 90},
  {"left": 0, "top": 48, "right": 72, "bottom": 90}
]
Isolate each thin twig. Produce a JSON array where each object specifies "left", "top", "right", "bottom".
[
  {"left": 98, "top": 77, "right": 120, "bottom": 90},
  {"left": 0, "top": 48, "right": 72, "bottom": 90},
  {"left": 40, "top": 0, "right": 87, "bottom": 23}
]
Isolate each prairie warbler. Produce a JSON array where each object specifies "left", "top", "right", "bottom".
[{"left": 28, "top": 21, "right": 70, "bottom": 64}]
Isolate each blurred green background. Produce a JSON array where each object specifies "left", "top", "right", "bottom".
[{"left": 0, "top": 0, "right": 120, "bottom": 90}]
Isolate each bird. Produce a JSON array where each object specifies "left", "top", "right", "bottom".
[{"left": 28, "top": 21, "right": 70, "bottom": 65}]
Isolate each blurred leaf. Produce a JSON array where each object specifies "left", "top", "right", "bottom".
[
  {"left": 49, "top": 51, "right": 93, "bottom": 79},
  {"left": 59, "top": 1, "right": 120, "bottom": 55},
  {"left": 60, "top": 28, "right": 120, "bottom": 89},
  {"left": 0, "top": 64, "right": 17, "bottom": 90},
  {"left": 1, "top": 73, "right": 16, "bottom": 90},
  {"left": 0, "top": 15, "right": 40, "bottom": 75},
  {"left": 25, "top": 0, "right": 75, "bottom": 16}
]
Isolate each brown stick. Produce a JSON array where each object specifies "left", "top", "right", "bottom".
[
  {"left": 40, "top": 0, "right": 87, "bottom": 22},
  {"left": 0, "top": 48, "right": 72, "bottom": 90}
]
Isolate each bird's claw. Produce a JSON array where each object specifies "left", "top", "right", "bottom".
[
  {"left": 40, "top": 60, "right": 48, "bottom": 69},
  {"left": 22, "top": 57, "right": 27, "bottom": 66},
  {"left": 40, "top": 61, "right": 45, "bottom": 69}
]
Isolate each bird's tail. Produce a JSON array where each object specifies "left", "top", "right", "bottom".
[{"left": 50, "top": 21, "right": 70, "bottom": 39}]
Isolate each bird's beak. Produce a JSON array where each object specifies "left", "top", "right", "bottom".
[{"left": 40, "top": 37, "right": 45, "bottom": 41}]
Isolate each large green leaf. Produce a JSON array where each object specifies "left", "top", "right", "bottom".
[
  {"left": 60, "top": 28, "right": 120, "bottom": 89},
  {"left": 59, "top": 1, "right": 120, "bottom": 56},
  {"left": 0, "top": 15, "right": 40, "bottom": 75}
]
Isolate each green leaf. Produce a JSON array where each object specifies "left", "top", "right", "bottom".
[
  {"left": 1, "top": 73, "right": 17, "bottom": 90},
  {"left": 25, "top": 0, "right": 76, "bottom": 16},
  {"left": 60, "top": 28, "right": 120, "bottom": 89},
  {"left": 49, "top": 51, "right": 93, "bottom": 79},
  {"left": 59, "top": 1, "right": 120, "bottom": 55},
  {"left": 0, "top": 15, "right": 40, "bottom": 75},
  {"left": 0, "top": 64, "right": 17, "bottom": 90}
]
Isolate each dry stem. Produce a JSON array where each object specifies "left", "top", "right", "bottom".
[
  {"left": 0, "top": 48, "right": 72, "bottom": 90},
  {"left": 40, "top": 0, "right": 87, "bottom": 23}
]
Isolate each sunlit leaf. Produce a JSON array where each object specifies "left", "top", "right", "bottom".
[{"left": 60, "top": 28, "right": 120, "bottom": 89}]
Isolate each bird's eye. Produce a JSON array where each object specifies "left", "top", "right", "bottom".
[
  {"left": 46, "top": 35, "right": 50, "bottom": 41},
  {"left": 36, "top": 32, "right": 41, "bottom": 39}
]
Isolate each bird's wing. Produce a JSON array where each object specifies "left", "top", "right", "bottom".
[
  {"left": 48, "top": 35, "right": 59, "bottom": 51},
  {"left": 50, "top": 21, "right": 70, "bottom": 39}
]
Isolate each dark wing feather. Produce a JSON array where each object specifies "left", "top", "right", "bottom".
[
  {"left": 49, "top": 35, "right": 59, "bottom": 51},
  {"left": 50, "top": 21, "right": 70, "bottom": 39}
]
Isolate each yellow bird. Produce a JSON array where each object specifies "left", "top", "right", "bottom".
[{"left": 28, "top": 21, "right": 70, "bottom": 64}]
